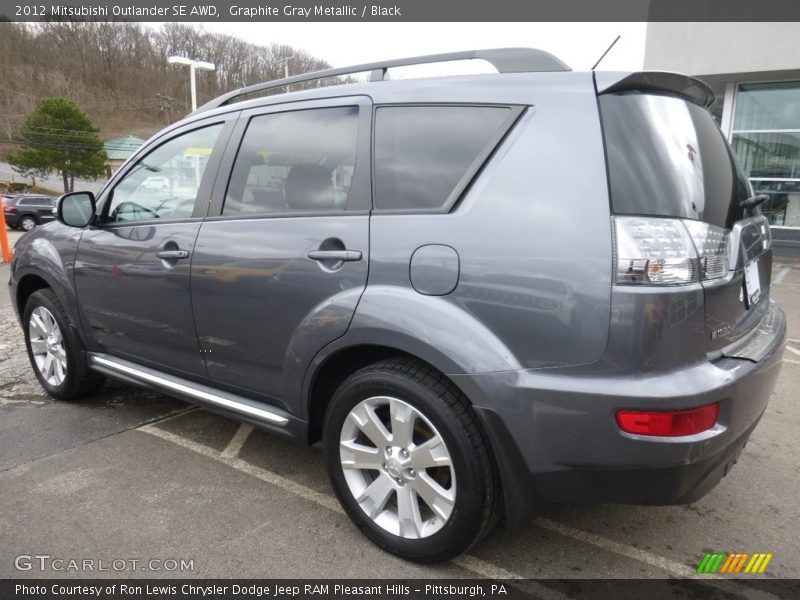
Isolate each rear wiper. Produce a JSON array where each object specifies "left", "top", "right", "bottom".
[{"left": 740, "top": 194, "right": 769, "bottom": 209}]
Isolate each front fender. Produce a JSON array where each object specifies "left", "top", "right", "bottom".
[{"left": 10, "top": 223, "right": 84, "bottom": 335}]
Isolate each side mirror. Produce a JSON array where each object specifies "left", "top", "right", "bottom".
[{"left": 57, "top": 192, "right": 96, "bottom": 228}]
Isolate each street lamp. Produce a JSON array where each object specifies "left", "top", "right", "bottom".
[
  {"left": 168, "top": 55, "right": 215, "bottom": 112},
  {"left": 278, "top": 55, "right": 294, "bottom": 92}
]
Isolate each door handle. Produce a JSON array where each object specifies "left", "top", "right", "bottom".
[
  {"left": 307, "top": 250, "right": 362, "bottom": 262},
  {"left": 156, "top": 249, "right": 190, "bottom": 260}
]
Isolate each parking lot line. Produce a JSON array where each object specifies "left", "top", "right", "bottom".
[
  {"left": 785, "top": 345, "right": 800, "bottom": 358},
  {"left": 534, "top": 518, "right": 699, "bottom": 579},
  {"left": 135, "top": 421, "right": 703, "bottom": 583},
  {"left": 221, "top": 424, "right": 254, "bottom": 458},
  {"left": 773, "top": 266, "right": 791, "bottom": 285}
]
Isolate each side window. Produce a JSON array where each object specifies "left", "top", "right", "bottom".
[
  {"left": 223, "top": 106, "right": 359, "bottom": 216},
  {"left": 374, "top": 105, "right": 512, "bottom": 211},
  {"left": 107, "top": 124, "right": 223, "bottom": 223}
]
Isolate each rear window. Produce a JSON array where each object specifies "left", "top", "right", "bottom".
[
  {"left": 374, "top": 105, "right": 512, "bottom": 211},
  {"left": 600, "top": 92, "right": 751, "bottom": 229}
]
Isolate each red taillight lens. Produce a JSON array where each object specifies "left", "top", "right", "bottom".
[
  {"left": 2, "top": 204, "right": 15, "bottom": 212},
  {"left": 616, "top": 403, "right": 719, "bottom": 437}
]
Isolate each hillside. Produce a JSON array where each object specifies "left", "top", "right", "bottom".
[{"left": 0, "top": 22, "right": 332, "bottom": 153}]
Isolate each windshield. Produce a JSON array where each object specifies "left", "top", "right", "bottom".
[{"left": 599, "top": 92, "right": 752, "bottom": 229}]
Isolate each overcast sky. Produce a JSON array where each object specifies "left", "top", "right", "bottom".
[{"left": 175, "top": 22, "right": 647, "bottom": 72}]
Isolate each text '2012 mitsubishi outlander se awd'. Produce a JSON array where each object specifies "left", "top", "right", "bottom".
[{"left": 9, "top": 48, "right": 786, "bottom": 562}]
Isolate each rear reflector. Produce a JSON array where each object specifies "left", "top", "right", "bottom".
[{"left": 616, "top": 403, "right": 719, "bottom": 437}]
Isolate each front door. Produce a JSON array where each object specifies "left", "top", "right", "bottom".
[
  {"left": 74, "top": 119, "right": 233, "bottom": 378},
  {"left": 191, "top": 98, "right": 372, "bottom": 403}
]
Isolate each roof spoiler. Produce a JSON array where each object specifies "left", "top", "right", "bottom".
[{"left": 595, "top": 71, "right": 715, "bottom": 109}]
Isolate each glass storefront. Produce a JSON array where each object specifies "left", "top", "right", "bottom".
[{"left": 730, "top": 81, "right": 800, "bottom": 228}]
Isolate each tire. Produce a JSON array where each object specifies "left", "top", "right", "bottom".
[
  {"left": 323, "top": 357, "right": 501, "bottom": 562},
  {"left": 19, "top": 215, "right": 37, "bottom": 231},
  {"left": 23, "top": 289, "right": 104, "bottom": 401}
]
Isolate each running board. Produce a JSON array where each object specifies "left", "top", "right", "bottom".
[{"left": 89, "top": 354, "right": 289, "bottom": 426}]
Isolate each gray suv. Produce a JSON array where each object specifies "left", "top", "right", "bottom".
[{"left": 9, "top": 49, "right": 786, "bottom": 562}]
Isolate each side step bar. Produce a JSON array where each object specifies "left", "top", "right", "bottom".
[{"left": 89, "top": 354, "right": 289, "bottom": 426}]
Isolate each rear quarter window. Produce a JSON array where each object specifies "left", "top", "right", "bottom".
[{"left": 374, "top": 105, "right": 513, "bottom": 211}]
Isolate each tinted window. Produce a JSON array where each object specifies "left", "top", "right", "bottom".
[
  {"left": 374, "top": 106, "right": 511, "bottom": 211},
  {"left": 600, "top": 92, "right": 751, "bottom": 229},
  {"left": 18, "top": 198, "right": 47, "bottom": 206},
  {"left": 107, "top": 124, "right": 223, "bottom": 223},
  {"left": 223, "top": 107, "right": 359, "bottom": 215}
]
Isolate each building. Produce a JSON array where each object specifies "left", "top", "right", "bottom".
[
  {"left": 103, "top": 135, "right": 146, "bottom": 178},
  {"left": 645, "top": 23, "right": 800, "bottom": 257}
]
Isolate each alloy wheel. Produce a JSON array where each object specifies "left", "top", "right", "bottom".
[
  {"left": 28, "top": 306, "right": 67, "bottom": 386},
  {"left": 339, "top": 396, "right": 456, "bottom": 539}
]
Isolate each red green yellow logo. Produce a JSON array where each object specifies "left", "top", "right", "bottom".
[{"left": 697, "top": 552, "right": 773, "bottom": 574}]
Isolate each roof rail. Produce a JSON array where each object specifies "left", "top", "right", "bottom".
[{"left": 195, "top": 47, "right": 570, "bottom": 113}]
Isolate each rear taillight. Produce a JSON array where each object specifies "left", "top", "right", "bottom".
[
  {"left": 616, "top": 403, "right": 719, "bottom": 437},
  {"left": 3, "top": 204, "right": 15, "bottom": 213},
  {"left": 614, "top": 217, "right": 729, "bottom": 285}
]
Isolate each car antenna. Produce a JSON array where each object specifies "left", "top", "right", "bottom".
[{"left": 591, "top": 35, "right": 621, "bottom": 70}]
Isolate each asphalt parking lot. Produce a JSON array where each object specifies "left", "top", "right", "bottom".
[{"left": 1, "top": 227, "right": 799, "bottom": 588}]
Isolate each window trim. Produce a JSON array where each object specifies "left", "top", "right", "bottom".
[
  {"left": 206, "top": 96, "right": 373, "bottom": 220},
  {"left": 370, "top": 103, "right": 525, "bottom": 215},
  {"left": 94, "top": 116, "right": 238, "bottom": 228}
]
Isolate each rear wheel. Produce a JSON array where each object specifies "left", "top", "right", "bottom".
[
  {"left": 23, "top": 289, "right": 104, "bottom": 400},
  {"left": 19, "top": 215, "right": 36, "bottom": 231},
  {"left": 323, "top": 357, "right": 501, "bottom": 562}
]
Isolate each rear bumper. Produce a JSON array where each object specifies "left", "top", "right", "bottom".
[{"left": 457, "top": 300, "right": 786, "bottom": 524}]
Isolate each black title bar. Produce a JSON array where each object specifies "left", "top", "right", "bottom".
[{"left": 2, "top": 0, "right": 800, "bottom": 22}]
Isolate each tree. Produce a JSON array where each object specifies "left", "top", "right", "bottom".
[{"left": 8, "top": 97, "right": 107, "bottom": 192}]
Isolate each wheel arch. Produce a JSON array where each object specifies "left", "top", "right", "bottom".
[
  {"left": 303, "top": 336, "right": 538, "bottom": 529},
  {"left": 16, "top": 272, "right": 53, "bottom": 315}
]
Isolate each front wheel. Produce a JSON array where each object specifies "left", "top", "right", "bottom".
[
  {"left": 323, "top": 358, "right": 501, "bottom": 562},
  {"left": 23, "top": 289, "right": 104, "bottom": 400}
]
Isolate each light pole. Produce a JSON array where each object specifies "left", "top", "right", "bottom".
[
  {"left": 167, "top": 55, "right": 215, "bottom": 112},
  {"left": 278, "top": 55, "right": 294, "bottom": 92}
]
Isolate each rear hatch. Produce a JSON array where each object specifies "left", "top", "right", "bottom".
[{"left": 596, "top": 72, "right": 773, "bottom": 357}]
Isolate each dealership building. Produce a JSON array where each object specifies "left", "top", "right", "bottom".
[{"left": 645, "top": 22, "right": 800, "bottom": 257}]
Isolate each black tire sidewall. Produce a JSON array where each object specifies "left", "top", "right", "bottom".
[
  {"left": 23, "top": 290, "right": 83, "bottom": 400},
  {"left": 323, "top": 367, "right": 487, "bottom": 562}
]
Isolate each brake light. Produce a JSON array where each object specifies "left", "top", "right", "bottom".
[
  {"left": 614, "top": 217, "right": 730, "bottom": 285},
  {"left": 616, "top": 403, "right": 719, "bottom": 437},
  {"left": 3, "top": 204, "right": 15, "bottom": 213}
]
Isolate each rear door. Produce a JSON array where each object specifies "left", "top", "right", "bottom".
[
  {"left": 191, "top": 97, "right": 371, "bottom": 404},
  {"left": 598, "top": 80, "right": 773, "bottom": 355}
]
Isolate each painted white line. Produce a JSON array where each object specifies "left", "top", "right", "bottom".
[
  {"left": 137, "top": 422, "right": 781, "bottom": 600},
  {"left": 452, "top": 556, "right": 573, "bottom": 600},
  {"left": 139, "top": 424, "right": 341, "bottom": 513},
  {"left": 784, "top": 359, "right": 800, "bottom": 365},
  {"left": 221, "top": 424, "right": 254, "bottom": 458},
  {"left": 773, "top": 266, "right": 791, "bottom": 285},
  {"left": 785, "top": 344, "right": 800, "bottom": 358},
  {"left": 138, "top": 423, "right": 539, "bottom": 588},
  {"left": 535, "top": 517, "right": 702, "bottom": 579}
]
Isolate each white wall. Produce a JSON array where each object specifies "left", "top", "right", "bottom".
[{"left": 645, "top": 23, "right": 800, "bottom": 76}]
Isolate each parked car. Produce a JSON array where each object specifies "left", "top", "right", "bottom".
[
  {"left": 9, "top": 48, "right": 786, "bottom": 563},
  {"left": 140, "top": 175, "right": 170, "bottom": 192},
  {"left": 2, "top": 193, "right": 56, "bottom": 231}
]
